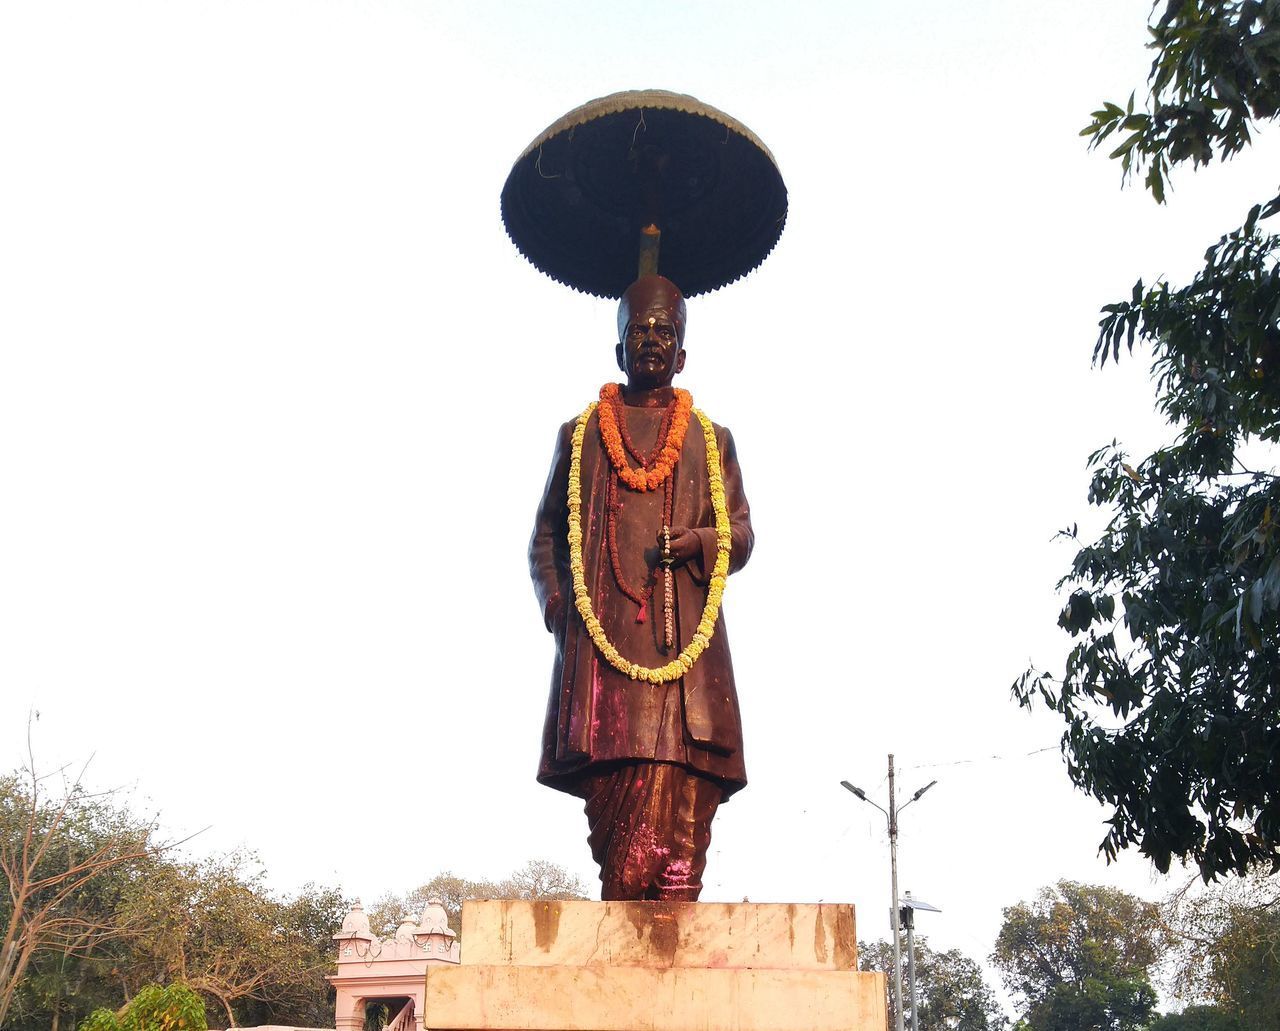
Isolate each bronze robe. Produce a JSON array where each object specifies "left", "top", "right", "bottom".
[{"left": 530, "top": 401, "right": 753, "bottom": 799}]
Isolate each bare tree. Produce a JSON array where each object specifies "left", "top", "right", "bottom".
[
  {"left": 368, "top": 860, "right": 588, "bottom": 941},
  {"left": 0, "top": 724, "right": 167, "bottom": 1028},
  {"left": 496, "top": 859, "right": 589, "bottom": 901},
  {"left": 1162, "top": 867, "right": 1280, "bottom": 1027}
]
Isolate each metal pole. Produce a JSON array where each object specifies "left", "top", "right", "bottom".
[
  {"left": 839, "top": 768, "right": 938, "bottom": 1031},
  {"left": 904, "top": 900, "right": 919, "bottom": 1031},
  {"left": 637, "top": 223, "right": 661, "bottom": 277},
  {"left": 888, "top": 754, "right": 905, "bottom": 1031}
]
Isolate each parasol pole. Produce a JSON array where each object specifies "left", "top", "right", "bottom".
[{"left": 638, "top": 223, "right": 661, "bottom": 278}]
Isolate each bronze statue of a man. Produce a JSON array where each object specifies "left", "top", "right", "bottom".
[{"left": 530, "top": 274, "right": 753, "bottom": 901}]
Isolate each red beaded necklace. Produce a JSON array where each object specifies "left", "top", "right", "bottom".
[{"left": 604, "top": 395, "right": 677, "bottom": 626}]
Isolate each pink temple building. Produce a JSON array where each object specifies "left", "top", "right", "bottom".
[{"left": 329, "top": 900, "right": 460, "bottom": 1031}]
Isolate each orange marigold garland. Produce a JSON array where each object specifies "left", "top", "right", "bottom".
[{"left": 596, "top": 383, "right": 692, "bottom": 491}]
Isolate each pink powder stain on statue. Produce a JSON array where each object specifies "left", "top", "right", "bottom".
[
  {"left": 626, "top": 822, "right": 672, "bottom": 877},
  {"left": 587, "top": 660, "right": 629, "bottom": 749},
  {"left": 664, "top": 858, "right": 693, "bottom": 882},
  {"left": 588, "top": 664, "right": 604, "bottom": 749}
]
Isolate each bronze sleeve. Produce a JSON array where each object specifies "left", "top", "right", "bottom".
[{"left": 529, "top": 420, "right": 573, "bottom": 631}]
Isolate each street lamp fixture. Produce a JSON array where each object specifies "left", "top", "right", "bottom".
[{"left": 839, "top": 756, "right": 937, "bottom": 1031}]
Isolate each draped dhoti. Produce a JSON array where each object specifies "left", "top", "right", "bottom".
[{"left": 580, "top": 761, "right": 723, "bottom": 901}]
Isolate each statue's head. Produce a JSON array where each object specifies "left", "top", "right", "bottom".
[{"left": 616, "top": 275, "right": 687, "bottom": 389}]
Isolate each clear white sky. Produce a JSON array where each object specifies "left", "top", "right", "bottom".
[{"left": 2, "top": 0, "right": 1276, "bottom": 1006}]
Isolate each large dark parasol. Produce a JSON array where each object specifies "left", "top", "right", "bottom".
[{"left": 501, "top": 89, "right": 787, "bottom": 299}]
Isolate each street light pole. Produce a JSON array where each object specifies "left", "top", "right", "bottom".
[
  {"left": 887, "top": 755, "right": 904, "bottom": 1031},
  {"left": 899, "top": 893, "right": 941, "bottom": 1031},
  {"left": 902, "top": 893, "right": 918, "bottom": 1031},
  {"left": 841, "top": 756, "right": 936, "bottom": 1031}
]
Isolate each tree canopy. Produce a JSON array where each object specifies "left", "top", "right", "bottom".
[
  {"left": 116, "top": 852, "right": 345, "bottom": 1029},
  {"left": 0, "top": 758, "right": 347, "bottom": 1031},
  {"left": 1016, "top": 0, "right": 1280, "bottom": 880},
  {"left": 1162, "top": 866, "right": 1280, "bottom": 1027},
  {"left": 990, "top": 880, "right": 1166, "bottom": 1031},
  {"left": 1, "top": 743, "right": 591, "bottom": 1031},
  {"left": 1149, "top": 1005, "right": 1244, "bottom": 1031},
  {"left": 81, "top": 983, "right": 209, "bottom": 1031},
  {"left": 0, "top": 754, "right": 164, "bottom": 1031},
  {"left": 859, "top": 937, "right": 1006, "bottom": 1031}
]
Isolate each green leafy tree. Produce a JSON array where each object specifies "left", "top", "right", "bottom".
[
  {"left": 0, "top": 731, "right": 344, "bottom": 1030},
  {"left": 1016, "top": 0, "right": 1280, "bottom": 879},
  {"left": 1163, "top": 867, "right": 1280, "bottom": 1027},
  {"left": 234, "top": 882, "right": 348, "bottom": 1029},
  {"left": 116, "top": 852, "right": 345, "bottom": 1028},
  {"left": 81, "top": 983, "right": 207, "bottom": 1031},
  {"left": 991, "top": 881, "right": 1166, "bottom": 1031},
  {"left": 1148, "top": 1005, "right": 1242, "bottom": 1031},
  {"left": 859, "top": 937, "right": 1007, "bottom": 1030},
  {"left": 13, "top": 944, "right": 139, "bottom": 1031}
]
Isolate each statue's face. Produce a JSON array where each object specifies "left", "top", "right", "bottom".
[{"left": 616, "top": 308, "right": 686, "bottom": 389}]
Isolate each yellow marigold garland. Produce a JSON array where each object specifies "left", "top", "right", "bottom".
[{"left": 568, "top": 400, "right": 731, "bottom": 684}]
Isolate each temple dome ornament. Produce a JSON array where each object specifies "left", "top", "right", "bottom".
[
  {"left": 333, "top": 901, "right": 374, "bottom": 942},
  {"left": 329, "top": 898, "right": 458, "bottom": 1031},
  {"left": 417, "top": 899, "right": 456, "bottom": 938}
]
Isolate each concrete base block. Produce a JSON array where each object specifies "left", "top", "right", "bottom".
[
  {"left": 460, "top": 899, "right": 858, "bottom": 971},
  {"left": 423, "top": 900, "right": 887, "bottom": 1031}
]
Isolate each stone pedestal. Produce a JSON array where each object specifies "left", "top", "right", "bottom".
[{"left": 422, "top": 900, "right": 887, "bottom": 1031}]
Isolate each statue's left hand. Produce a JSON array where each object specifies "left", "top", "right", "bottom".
[{"left": 660, "top": 526, "right": 701, "bottom": 566}]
